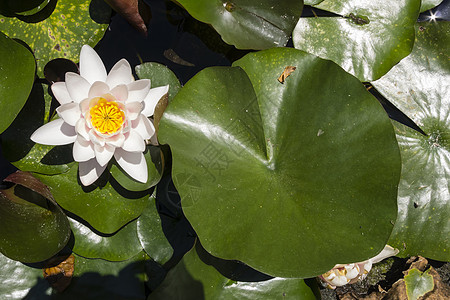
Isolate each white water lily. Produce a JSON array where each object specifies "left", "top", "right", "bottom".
[
  {"left": 31, "top": 45, "right": 168, "bottom": 186},
  {"left": 320, "top": 245, "right": 399, "bottom": 289}
]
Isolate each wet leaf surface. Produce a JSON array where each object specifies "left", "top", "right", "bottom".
[
  {"left": 372, "top": 22, "right": 450, "bottom": 261},
  {"left": 159, "top": 47, "right": 401, "bottom": 278},
  {"left": 293, "top": 0, "right": 420, "bottom": 81}
]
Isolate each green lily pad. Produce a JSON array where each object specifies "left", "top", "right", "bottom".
[
  {"left": 136, "top": 62, "right": 182, "bottom": 102},
  {"left": 57, "top": 252, "right": 149, "bottom": 300},
  {"left": 293, "top": 0, "right": 421, "bottom": 81},
  {"left": 34, "top": 164, "right": 150, "bottom": 234},
  {"left": 0, "top": 171, "right": 71, "bottom": 262},
  {"left": 174, "top": 0, "right": 303, "bottom": 50},
  {"left": 0, "top": 32, "right": 35, "bottom": 134},
  {"left": 149, "top": 242, "right": 319, "bottom": 299},
  {"left": 109, "top": 146, "right": 164, "bottom": 192},
  {"left": 304, "top": 0, "right": 323, "bottom": 5},
  {"left": 69, "top": 216, "right": 143, "bottom": 262},
  {"left": 0, "top": 0, "right": 48, "bottom": 15},
  {"left": 420, "top": 0, "right": 444, "bottom": 12},
  {"left": 372, "top": 22, "right": 450, "bottom": 261},
  {"left": 0, "top": 0, "right": 110, "bottom": 76},
  {"left": 158, "top": 48, "right": 401, "bottom": 278},
  {"left": 1, "top": 82, "right": 73, "bottom": 175},
  {"left": 404, "top": 268, "right": 434, "bottom": 300},
  {"left": 0, "top": 252, "right": 50, "bottom": 299},
  {"left": 137, "top": 195, "right": 174, "bottom": 265}
]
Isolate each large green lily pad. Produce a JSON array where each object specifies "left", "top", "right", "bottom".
[
  {"left": 174, "top": 0, "right": 303, "bottom": 50},
  {"left": 158, "top": 48, "right": 401, "bottom": 278},
  {"left": 372, "top": 22, "right": 450, "bottom": 261},
  {"left": 149, "top": 242, "right": 319, "bottom": 299},
  {"left": 0, "top": 0, "right": 109, "bottom": 76},
  {"left": 292, "top": 0, "right": 420, "bottom": 81},
  {"left": 0, "top": 32, "right": 35, "bottom": 134},
  {"left": 0, "top": 171, "right": 71, "bottom": 262}
]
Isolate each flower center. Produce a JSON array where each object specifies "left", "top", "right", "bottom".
[{"left": 89, "top": 98, "right": 125, "bottom": 134}]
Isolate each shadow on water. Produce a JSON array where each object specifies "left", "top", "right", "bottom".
[{"left": 23, "top": 260, "right": 152, "bottom": 300}]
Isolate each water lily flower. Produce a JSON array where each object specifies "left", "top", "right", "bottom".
[
  {"left": 320, "top": 245, "right": 399, "bottom": 289},
  {"left": 31, "top": 45, "right": 169, "bottom": 186}
]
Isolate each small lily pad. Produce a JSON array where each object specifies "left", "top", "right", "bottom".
[
  {"left": 69, "top": 216, "right": 143, "bottom": 262},
  {"left": 405, "top": 268, "right": 434, "bottom": 300},
  {"left": 420, "top": 0, "right": 444, "bottom": 12},
  {"left": 174, "top": 0, "right": 303, "bottom": 50},
  {"left": 0, "top": 171, "right": 71, "bottom": 262},
  {"left": 137, "top": 195, "right": 174, "bottom": 265},
  {"left": 293, "top": 0, "right": 421, "bottom": 81}
]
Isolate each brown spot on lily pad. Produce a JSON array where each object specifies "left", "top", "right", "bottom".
[
  {"left": 278, "top": 66, "right": 296, "bottom": 84},
  {"left": 43, "top": 254, "right": 75, "bottom": 292}
]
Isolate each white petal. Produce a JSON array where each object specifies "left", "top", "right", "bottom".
[
  {"left": 75, "top": 119, "right": 90, "bottom": 141},
  {"left": 65, "top": 72, "right": 91, "bottom": 103},
  {"left": 79, "top": 98, "right": 91, "bottom": 115},
  {"left": 132, "top": 115, "right": 155, "bottom": 140},
  {"left": 122, "top": 131, "right": 145, "bottom": 152},
  {"left": 30, "top": 119, "right": 76, "bottom": 145},
  {"left": 110, "top": 84, "right": 128, "bottom": 101},
  {"left": 345, "top": 265, "right": 360, "bottom": 280},
  {"left": 88, "top": 81, "right": 110, "bottom": 98},
  {"left": 371, "top": 245, "right": 399, "bottom": 264},
  {"left": 79, "top": 45, "right": 107, "bottom": 84},
  {"left": 73, "top": 137, "right": 95, "bottom": 162},
  {"left": 330, "top": 275, "right": 349, "bottom": 287},
  {"left": 126, "top": 102, "right": 143, "bottom": 120},
  {"left": 78, "top": 158, "right": 107, "bottom": 186},
  {"left": 94, "top": 144, "right": 115, "bottom": 167},
  {"left": 127, "top": 79, "right": 150, "bottom": 103},
  {"left": 56, "top": 103, "right": 81, "bottom": 126},
  {"left": 106, "top": 133, "right": 125, "bottom": 148},
  {"left": 141, "top": 85, "right": 169, "bottom": 117},
  {"left": 89, "top": 130, "right": 105, "bottom": 147},
  {"left": 114, "top": 148, "right": 148, "bottom": 183},
  {"left": 51, "top": 82, "right": 72, "bottom": 105},
  {"left": 106, "top": 59, "right": 134, "bottom": 89}
]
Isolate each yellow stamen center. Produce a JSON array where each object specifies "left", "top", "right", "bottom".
[{"left": 90, "top": 98, "right": 125, "bottom": 134}]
